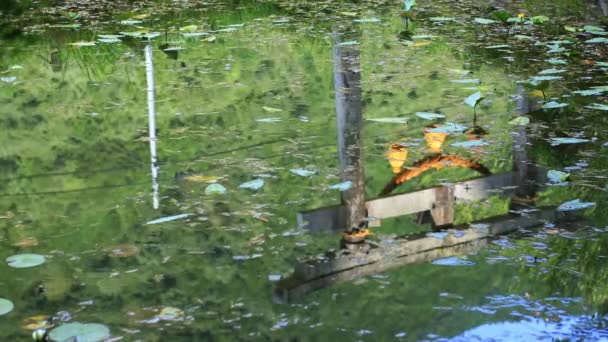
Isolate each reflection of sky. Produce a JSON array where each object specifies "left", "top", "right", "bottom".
[
  {"left": 444, "top": 294, "right": 607, "bottom": 341},
  {"left": 449, "top": 316, "right": 608, "bottom": 341}
]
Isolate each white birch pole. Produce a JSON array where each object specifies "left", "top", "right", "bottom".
[{"left": 145, "top": 43, "right": 159, "bottom": 209}]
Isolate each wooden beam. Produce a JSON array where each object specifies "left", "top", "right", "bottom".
[{"left": 299, "top": 172, "right": 516, "bottom": 232}]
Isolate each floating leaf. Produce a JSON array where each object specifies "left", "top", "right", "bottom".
[
  {"left": 6, "top": 254, "right": 45, "bottom": 268},
  {"left": 353, "top": 18, "right": 381, "bottom": 23},
  {"left": 180, "top": 25, "right": 198, "bottom": 32},
  {"left": 131, "top": 13, "right": 150, "bottom": 19},
  {"left": 1, "top": 76, "right": 16, "bottom": 83},
  {"left": 289, "top": 169, "right": 316, "bottom": 177},
  {"left": 538, "top": 68, "right": 566, "bottom": 75},
  {"left": 451, "top": 140, "right": 489, "bottom": 148},
  {"left": 204, "top": 36, "right": 217, "bottom": 43},
  {"left": 402, "top": 0, "right": 416, "bottom": 11},
  {"left": 474, "top": 18, "right": 497, "bottom": 24},
  {"left": 182, "top": 32, "right": 209, "bottom": 38},
  {"left": 255, "top": 117, "right": 282, "bottom": 123},
  {"left": 550, "top": 137, "right": 590, "bottom": 146},
  {"left": 542, "top": 101, "right": 568, "bottom": 109},
  {"left": 340, "top": 11, "right": 358, "bottom": 17},
  {"left": 68, "top": 41, "right": 96, "bottom": 47},
  {"left": 596, "top": 62, "right": 608, "bottom": 67},
  {"left": 146, "top": 213, "right": 191, "bottom": 225},
  {"left": 547, "top": 170, "right": 569, "bottom": 183},
  {"left": 564, "top": 26, "right": 577, "bottom": 32},
  {"left": 429, "top": 17, "right": 456, "bottom": 22},
  {"left": 239, "top": 179, "right": 264, "bottom": 191},
  {"left": 432, "top": 257, "right": 475, "bottom": 266},
  {"left": 572, "top": 88, "right": 605, "bottom": 96},
  {"left": 120, "top": 19, "right": 142, "bottom": 25},
  {"left": 490, "top": 10, "right": 510, "bottom": 23},
  {"left": 531, "top": 15, "right": 550, "bottom": 24},
  {"left": 464, "top": 91, "right": 484, "bottom": 108},
  {"left": 49, "top": 322, "right": 110, "bottom": 342},
  {"left": 557, "top": 199, "right": 596, "bottom": 212},
  {"left": 22, "top": 315, "right": 52, "bottom": 330},
  {"left": 183, "top": 175, "right": 219, "bottom": 183},
  {"left": 531, "top": 75, "right": 562, "bottom": 82},
  {"left": 337, "top": 41, "right": 359, "bottom": 46},
  {"left": 586, "top": 37, "right": 608, "bottom": 44},
  {"left": 485, "top": 44, "right": 509, "bottom": 49},
  {"left": 98, "top": 38, "right": 121, "bottom": 43},
  {"left": 583, "top": 25, "right": 606, "bottom": 33},
  {"left": 155, "top": 307, "right": 184, "bottom": 321},
  {"left": 0, "top": 298, "right": 14, "bottom": 316},
  {"left": 450, "top": 79, "right": 480, "bottom": 84},
  {"left": 514, "top": 35, "right": 532, "bottom": 40},
  {"left": 328, "top": 181, "right": 353, "bottom": 191},
  {"left": 416, "top": 112, "right": 445, "bottom": 120},
  {"left": 427, "top": 122, "right": 467, "bottom": 133},
  {"left": 546, "top": 58, "right": 567, "bottom": 65},
  {"left": 262, "top": 106, "right": 282, "bottom": 113},
  {"left": 366, "top": 117, "right": 408, "bottom": 124},
  {"left": 205, "top": 183, "right": 227, "bottom": 195},
  {"left": 585, "top": 103, "right": 608, "bottom": 111},
  {"left": 508, "top": 116, "right": 530, "bottom": 126}
]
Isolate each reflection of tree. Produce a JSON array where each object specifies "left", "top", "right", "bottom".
[{"left": 380, "top": 154, "right": 491, "bottom": 196}]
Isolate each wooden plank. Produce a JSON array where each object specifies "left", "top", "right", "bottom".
[
  {"left": 277, "top": 207, "right": 558, "bottom": 303},
  {"left": 299, "top": 172, "right": 516, "bottom": 232}
]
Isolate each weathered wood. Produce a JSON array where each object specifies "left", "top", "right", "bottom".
[
  {"left": 300, "top": 172, "right": 518, "bottom": 232},
  {"left": 334, "top": 38, "right": 365, "bottom": 232},
  {"left": 277, "top": 207, "right": 558, "bottom": 303},
  {"left": 431, "top": 185, "right": 454, "bottom": 227}
]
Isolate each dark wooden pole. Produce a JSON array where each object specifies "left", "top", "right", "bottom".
[{"left": 333, "top": 39, "right": 366, "bottom": 233}]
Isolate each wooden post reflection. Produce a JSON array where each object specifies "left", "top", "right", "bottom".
[{"left": 333, "top": 39, "right": 366, "bottom": 233}]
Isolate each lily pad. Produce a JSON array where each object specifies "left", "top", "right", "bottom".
[
  {"left": 557, "top": 199, "right": 595, "bottom": 212},
  {"left": 366, "top": 117, "right": 408, "bottom": 124},
  {"left": 531, "top": 75, "right": 562, "bottom": 82},
  {"left": 328, "top": 181, "right": 353, "bottom": 191},
  {"left": 586, "top": 37, "right": 608, "bottom": 44},
  {"left": 239, "top": 179, "right": 264, "bottom": 191},
  {"left": 464, "top": 91, "right": 484, "bottom": 108},
  {"left": 262, "top": 106, "right": 282, "bottom": 113},
  {"left": 547, "top": 170, "right": 569, "bottom": 183},
  {"left": 546, "top": 58, "right": 567, "bottom": 65},
  {"left": 0, "top": 298, "right": 14, "bottom": 316},
  {"left": 432, "top": 257, "right": 475, "bottom": 266},
  {"left": 6, "top": 254, "right": 45, "bottom": 268},
  {"left": 255, "top": 117, "right": 282, "bottom": 123},
  {"left": 474, "top": 18, "right": 497, "bottom": 24},
  {"left": 451, "top": 140, "right": 489, "bottom": 148},
  {"left": 416, "top": 112, "right": 445, "bottom": 120},
  {"left": 429, "top": 17, "right": 456, "bottom": 22},
  {"left": 205, "top": 183, "right": 227, "bottom": 195},
  {"left": 49, "top": 322, "right": 110, "bottom": 342},
  {"left": 508, "top": 116, "right": 530, "bottom": 126},
  {"left": 353, "top": 18, "right": 381, "bottom": 23},
  {"left": 572, "top": 88, "right": 605, "bottom": 96},
  {"left": 585, "top": 103, "right": 608, "bottom": 111},
  {"left": 550, "top": 137, "right": 590, "bottom": 146},
  {"left": 290, "top": 169, "right": 316, "bottom": 177},
  {"left": 146, "top": 214, "right": 191, "bottom": 225},
  {"left": 595, "top": 62, "right": 608, "bottom": 67},
  {"left": 538, "top": 68, "right": 566, "bottom": 75},
  {"left": 485, "top": 44, "right": 509, "bottom": 49},
  {"left": 450, "top": 79, "right": 480, "bottom": 84},
  {"left": 542, "top": 101, "right": 568, "bottom": 109},
  {"left": 427, "top": 122, "right": 467, "bottom": 133}
]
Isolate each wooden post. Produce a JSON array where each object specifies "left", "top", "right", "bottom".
[
  {"left": 431, "top": 185, "right": 455, "bottom": 228},
  {"left": 333, "top": 38, "right": 365, "bottom": 232}
]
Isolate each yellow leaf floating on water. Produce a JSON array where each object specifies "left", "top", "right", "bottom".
[
  {"left": 22, "top": 315, "right": 52, "bottom": 330},
  {"left": 131, "top": 13, "right": 150, "bottom": 19},
  {"left": 156, "top": 307, "right": 184, "bottom": 321},
  {"left": 528, "top": 90, "right": 545, "bottom": 98},
  {"left": 413, "top": 41, "right": 431, "bottom": 47},
  {"left": 183, "top": 175, "right": 220, "bottom": 183},
  {"left": 12, "top": 237, "right": 38, "bottom": 248}
]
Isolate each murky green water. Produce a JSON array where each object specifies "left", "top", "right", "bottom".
[{"left": 1, "top": 0, "right": 608, "bottom": 340}]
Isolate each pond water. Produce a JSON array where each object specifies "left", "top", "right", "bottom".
[{"left": 1, "top": 0, "right": 608, "bottom": 340}]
